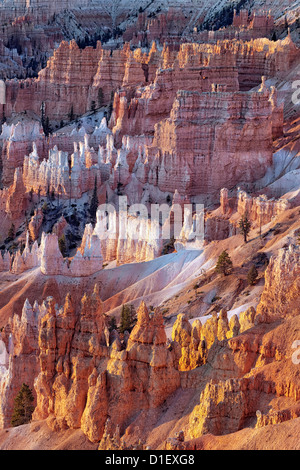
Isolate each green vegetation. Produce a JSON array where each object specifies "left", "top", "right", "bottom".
[
  {"left": 58, "top": 234, "right": 67, "bottom": 258},
  {"left": 247, "top": 264, "right": 258, "bottom": 286},
  {"left": 239, "top": 212, "right": 251, "bottom": 243},
  {"left": 89, "top": 175, "right": 99, "bottom": 225},
  {"left": 11, "top": 383, "right": 35, "bottom": 427},
  {"left": 108, "top": 316, "right": 118, "bottom": 333},
  {"left": 7, "top": 223, "right": 15, "bottom": 241},
  {"left": 119, "top": 304, "right": 137, "bottom": 334},
  {"left": 215, "top": 250, "right": 233, "bottom": 276}
]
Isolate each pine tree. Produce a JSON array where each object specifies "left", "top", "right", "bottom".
[
  {"left": 68, "top": 104, "right": 75, "bottom": 122},
  {"left": 90, "top": 175, "right": 99, "bottom": 225},
  {"left": 215, "top": 250, "right": 233, "bottom": 276},
  {"left": 247, "top": 264, "right": 258, "bottom": 286},
  {"left": 98, "top": 87, "right": 104, "bottom": 108},
  {"left": 90, "top": 100, "right": 96, "bottom": 113},
  {"left": 271, "top": 31, "right": 277, "bottom": 41},
  {"left": 119, "top": 304, "right": 136, "bottom": 334},
  {"left": 44, "top": 116, "right": 51, "bottom": 136},
  {"left": 239, "top": 212, "right": 251, "bottom": 243},
  {"left": 108, "top": 316, "right": 118, "bottom": 332},
  {"left": 7, "top": 223, "right": 15, "bottom": 241},
  {"left": 11, "top": 383, "right": 35, "bottom": 427},
  {"left": 58, "top": 234, "right": 67, "bottom": 258}
]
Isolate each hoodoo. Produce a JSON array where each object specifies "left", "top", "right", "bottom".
[{"left": 0, "top": 0, "right": 300, "bottom": 453}]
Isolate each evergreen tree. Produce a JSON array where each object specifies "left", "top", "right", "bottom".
[
  {"left": 68, "top": 104, "right": 75, "bottom": 122},
  {"left": 11, "top": 383, "right": 34, "bottom": 427},
  {"left": 7, "top": 223, "right": 15, "bottom": 241},
  {"left": 119, "top": 304, "right": 136, "bottom": 334},
  {"left": 247, "top": 264, "right": 258, "bottom": 286},
  {"left": 108, "top": 316, "right": 118, "bottom": 333},
  {"left": 42, "top": 202, "right": 49, "bottom": 214},
  {"left": 44, "top": 116, "right": 51, "bottom": 136},
  {"left": 58, "top": 234, "right": 67, "bottom": 258},
  {"left": 107, "top": 91, "right": 114, "bottom": 122},
  {"left": 98, "top": 88, "right": 104, "bottom": 108},
  {"left": 90, "top": 175, "right": 99, "bottom": 224},
  {"left": 90, "top": 100, "right": 96, "bottom": 113},
  {"left": 239, "top": 212, "right": 251, "bottom": 243},
  {"left": 215, "top": 250, "right": 233, "bottom": 276}
]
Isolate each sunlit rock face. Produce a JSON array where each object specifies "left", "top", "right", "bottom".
[
  {"left": 0, "top": 1, "right": 300, "bottom": 451},
  {"left": 146, "top": 86, "right": 277, "bottom": 199},
  {"left": 94, "top": 207, "right": 163, "bottom": 265},
  {"left": 0, "top": 299, "right": 40, "bottom": 428},
  {"left": 23, "top": 139, "right": 101, "bottom": 199},
  {"left": 0, "top": 121, "right": 44, "bottom": 187},
  {"left": 256, "top": 244, "right": 300, "bottom": 323},
  {"left": 17, "top": 297, "right": 179, "bottom": 443}
]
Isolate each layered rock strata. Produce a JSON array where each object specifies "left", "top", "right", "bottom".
[
  {"left": 1, "top": 297, "right": 180, "bottom": 443},
  {"left": 145, "top": 85, "right": 278, "bottom": 199}
]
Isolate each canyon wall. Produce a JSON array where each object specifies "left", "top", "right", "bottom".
[
  {"left": 1, "top": 243, "right": 300, "bottom": 444},
  {"left": 0, "top": 298, "right": 180, "bottom": 442},
  {"left": 146, "top": 85, "right": 277, "bottom": 199},
  {"left": 256, "top": 244, "right": 300, "bottom": 323}
]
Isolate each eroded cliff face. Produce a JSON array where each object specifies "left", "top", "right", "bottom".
[
  {"left": 0, "top": 296, "right": 180, "bottom": 444},
  {"left": 4, "top": 40, "right": 162, "bottom": 124},
  {"left": 184, "top": 244, "right": 300, "bottom": 443},
  {"left": 0, "top": 299, "right": 39, "bottom": 428},
  {"left": 255, "top": 244, "right": 300, "bottom": 323},
  {"left": 0, "top": 1, "right": 299, "bottom": 450},
  {"left": 0, "top": 243, "right": 300, "bottom": 447},
  {"left": 203, "top": 187, "right": 292, "bottom": 243},
  {"left": 146, "top": 86, "right": 276, "bottom": 198}
]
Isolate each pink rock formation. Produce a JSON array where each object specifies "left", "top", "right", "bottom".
[
  {"left": 256, "top": 244, "right": 300, "bottom": 323},
  {"left": 31, "top": 298, "right": 180, "bottom": 443},
  {"left": 233, "top": 9, "right": 275, "bottom": 38},
  {"left": 145, "top": 84, "right": 277, "bottom": 199},
  {"left": 94, "top": 207, "right": 163, "bottom": 265},
  {"left": 204, "top": 187, "right": 292, "bottom": 242},
  {"left": 0, "top": 251, "right": 11, "bottom": 272},
  {"left": 111, "top": 41, "right": 240, "bottom": 141},
  {"left": 0, "top": 299, "right": 39, "bottom": 428},
  {"left": 40, "top": 232, "right": 65, "bottom": 276},
  {"left": 52, "top": 216, "right": 68, "bottom": 240},
  {"left": 11, "top": 232, "right": 40, "bottom": 274},
  {"left": 3, "top": 40, "right": 161, "bottom": 125},
  {"left": 236, "top": 189, "right": 291, "bottom": 226},
  {"left": 4, "top": 167, "right": 28, "bottom": 220},
  {"left": 0, "top": 120, "right": 44, "bottom": 187},
  {"left": 40, "top": 231, "right": 103, "bottom": 277},
  {"left": 23, "top": 139, "right": 101, "bottom": 200},
  {"left": 28, "top": 208, "right": 44, "bottom": 242}
]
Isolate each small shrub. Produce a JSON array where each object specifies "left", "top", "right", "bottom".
[{"left": 247, "top": 265, "right": 258, "bottom": 286}]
